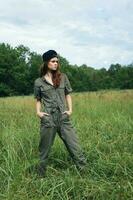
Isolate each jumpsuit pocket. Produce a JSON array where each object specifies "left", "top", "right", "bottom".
[
  {"left": 60, "top": 112, "right": 74, "bottom": 128},
  {"left": 61, "top": 112, "right": 70, "bottom": 122},
  {"left": 41, "top": 114, "right": 53, "bottom": 127}
]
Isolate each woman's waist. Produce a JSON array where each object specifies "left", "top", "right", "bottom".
[{"left": 42, "top": 105, "right": 67, "bottom": 114}]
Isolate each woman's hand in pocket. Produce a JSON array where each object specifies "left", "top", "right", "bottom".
[
  {"left": 62, "top": 110, "right": 72, "bottom": 116},
  {"left": 37, "top": 111, "right": 50, "bottom": 119}
]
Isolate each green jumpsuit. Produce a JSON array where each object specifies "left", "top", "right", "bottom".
[{"left": 34, "top": 72, "right": 87, "bottom": 174}]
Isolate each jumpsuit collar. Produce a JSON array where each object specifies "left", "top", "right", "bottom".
[
  {"left": 41, "top": 73, "right": 64, "bottom": 86},
  {"left": 41, "top": 76, "right": 54, "bottom": 87}
]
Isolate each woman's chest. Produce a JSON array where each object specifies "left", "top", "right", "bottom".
[{"left": 40, "top": 79, "right": 65, "bottom": 98}]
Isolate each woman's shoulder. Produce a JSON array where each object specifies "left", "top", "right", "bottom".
[
  {"left": 61, "top": 73, "right": 68, "bottom": 82},
  {"left": 61, "top": 72, "right": 67, "bottom": 78},
  {"left": 34, "top": 77, "right": 42, "bottom": 86},
  {"left": 61, "top": 73, "right": 70, "bottom": 82}
]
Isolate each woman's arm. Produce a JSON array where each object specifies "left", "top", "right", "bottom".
[
  {"left": 65, "top": 94, "right": 72, "bottom": 115},
  {"left": 36, "top": 100, "right": 42, "bottom": 115},
  {"left": 35, "top": 100, "right": 49, "bottom": 118},
  {"left": 34, "top": 80, "right": 49, "bottom": 118},
  {"left": 64, "top": 74, "right": 73, "bottom": 115},
  {"left": 35, "top": 100, "right": 43, "bottom": 118}
]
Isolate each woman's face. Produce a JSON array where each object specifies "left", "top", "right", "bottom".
[{"left": 47, "top": 57, "right": 59, "bottom": 71}]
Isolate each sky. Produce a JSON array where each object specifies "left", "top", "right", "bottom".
[{"left": 0, "top": 0, "right": 133, "bottom": 69}]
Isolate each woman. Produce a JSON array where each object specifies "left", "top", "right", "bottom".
[{"left": 34, "top": 50, "right": 87, "bottom": 177}]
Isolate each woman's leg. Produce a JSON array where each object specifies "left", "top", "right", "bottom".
[
  {"left": 38, "top": 123, "right": 57, "bottom": 176},
  {"left": 58, "top": 114, "right": 87, "bottom": 170}
]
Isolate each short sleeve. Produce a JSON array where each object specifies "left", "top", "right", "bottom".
[
  {"left": 34, "top": 80, "right": 42, "bottom": 101},
  {"left": 64, "top": 74, "right": 73, "bottom": 95}
]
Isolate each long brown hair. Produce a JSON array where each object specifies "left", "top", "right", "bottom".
[{"left": 39, "top": 58, "right": 62, "bottom": 88}]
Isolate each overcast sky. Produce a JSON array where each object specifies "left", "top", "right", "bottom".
[{"left": 0, "top": 0, "right": 133, "bottom": 69}]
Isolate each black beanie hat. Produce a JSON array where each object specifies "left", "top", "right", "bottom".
[{"left": 42, "top": 50, "right": 58, "bottom": 62}]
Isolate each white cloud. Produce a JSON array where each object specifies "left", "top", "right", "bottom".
[{"left": 0, "top": 0, "right": 133, "bottom": 69}]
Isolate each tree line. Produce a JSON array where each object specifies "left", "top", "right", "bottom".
[{"left": 0, "top": 42, "right": 133, "bottom": 97}]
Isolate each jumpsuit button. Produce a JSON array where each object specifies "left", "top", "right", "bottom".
[{"left": 50, "top": 106, "right": 60, "bottom": 114}]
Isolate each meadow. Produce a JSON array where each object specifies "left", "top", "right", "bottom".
[{"left": 0, "top": 89, "right": 133, "bottom": 200}]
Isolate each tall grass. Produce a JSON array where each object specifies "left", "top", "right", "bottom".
[{"left": 0, "top": 89, "right": 133, "bottom": 199}]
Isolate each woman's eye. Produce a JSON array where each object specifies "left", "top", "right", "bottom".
[{"left": 52, "top": 60, "right": 58, "bottom": 63}]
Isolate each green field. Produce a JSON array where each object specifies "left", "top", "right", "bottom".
[{"left": 0, "top": 89, "right": 133, "bottom": 200}]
